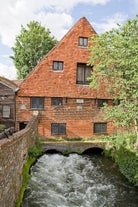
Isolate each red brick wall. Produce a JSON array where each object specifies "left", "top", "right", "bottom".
[
  {"left": 16, "top": 17, "right": 115, "bottom": 139},
  {"left": 16, "top": 96, "right": 116, "bottom": 138},
  {"left": 18, "top": 17, "right": 110, "bottom": 99}
]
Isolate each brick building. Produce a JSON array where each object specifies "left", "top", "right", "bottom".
[{"left": 16, "top": 17, "right": 116, "bottom": 138}]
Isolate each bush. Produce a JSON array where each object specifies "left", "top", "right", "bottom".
[
  {"left": 104, "top": 132, "right": 138, "bottom": 185},
  {"left": 28, "top": 145, "right": 43, "bottom": 158},
  {"left": 113, "top": 147, "right": 138, "bottom": 184}
]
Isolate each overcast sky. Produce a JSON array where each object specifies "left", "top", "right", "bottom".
[{"left": 0, "top": 0, "right": 137, "bottom": 80}]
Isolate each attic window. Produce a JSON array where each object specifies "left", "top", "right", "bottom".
[
  {"left": 53, "top": 61, "right": 63, "bottom": 71},
  {"left": 78, "top": 37, "right": 88, "bottom": 47}
]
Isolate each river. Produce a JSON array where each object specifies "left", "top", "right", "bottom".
[{"left": 22, "top": 153, "right": 138, "bottom": 207}]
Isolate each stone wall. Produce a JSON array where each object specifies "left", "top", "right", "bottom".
[{"left": 0, "top": 114, "right": 39, "bottom": 207}]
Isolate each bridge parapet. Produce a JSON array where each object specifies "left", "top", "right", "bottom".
[{"left": 41, "top": 141, "right": 107, "bottom": 154}]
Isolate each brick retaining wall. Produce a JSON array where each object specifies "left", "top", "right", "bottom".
[{"left": 0, "top": 114, "right": 39, "bottom": 207}]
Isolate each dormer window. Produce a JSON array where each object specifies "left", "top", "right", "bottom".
[
  {"left": 78, "top": 37, "right": 88, "bottom": 47},
  {"left": 53, "top": 61, "right": 63, "bottom": 71}
]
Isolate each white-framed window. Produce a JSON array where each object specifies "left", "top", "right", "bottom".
[
  {"left": 78, "top": 37, "right": 88, "bottom": 47},
  {"left": 53, "top": 61, "right": 63, "bottom": 71}
]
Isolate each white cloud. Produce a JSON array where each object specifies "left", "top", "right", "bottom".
[
  {"left": 91, "top": 13, "right": 128, "bottom": 34},
  {"left": 0, "top": 63, "right": 17, "bottom": 80},
  {"left": 34, "top": 12, "right": 73, "bottom": 40},
  {"left": 0, "top": 0, "right": 111, "bottom": 47}
]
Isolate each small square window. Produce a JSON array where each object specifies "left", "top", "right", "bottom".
[
  {"left": 51, "top": 97, "right": 63, "bottom": 106},
  {"left": 53, "top": 61, "right": 63, "bottom": 71},
  {"left": 30, "top": 97, "right": 44, "bottom": 109},
  {"left": 78, "top": 37, "right": 88, "bottom": 47},
  {"left": 51, "top": 123, "right": 66, "bottom": 135},
  {"left": 94, "top": 123, "right": 107, "bottom": 134},
  {"left": 97, "top": 99, "right": 108, "bottom": 107}
]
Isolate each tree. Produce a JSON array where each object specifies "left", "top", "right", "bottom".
[
  {"left": 11, "top": 21, "right": 58, "bottom": 79},
  {"left": 89, "top": 15, "right": 138, "bottom": 146}
]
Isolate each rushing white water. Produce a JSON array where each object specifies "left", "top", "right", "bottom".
[{"left": 22, "top": 153, "right": 138, "bottom": 207}]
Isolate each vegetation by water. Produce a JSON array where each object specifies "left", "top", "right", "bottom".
[
  {"left": 15, "top": 141, "right": 43, "bottom": 207},
  {"left": 104, "top": 132, "right": 138, "bottom": 185}
]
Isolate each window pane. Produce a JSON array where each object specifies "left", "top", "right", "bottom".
[
  {"left": 30, "top": 97, "right": 44, "bottom": 109},
  {"left": 52, "top": 98, "right": 62, "bottom": 106},
  {"left": 53, "top": 61, "right": 63, "bottom": 71},
  {"left": 59, "top": 123, "right": 66, "bottom": 135},
  {"left": 59, "top": 62, "right": 63, "bottom": 70},
  {"left": 38, "top": 98, "right": 44, "bottom": 108},
  {"left": 94, "top": 123, "right": 107, "bottom": 134},
  {"left": 77, "top": 63, "right": 92, "bottom": 84},
  {"left": 51, "top": 123, "right": 59, "bottom": 135},
  {"left": 79, "top": 37, "right": 88, "bottom": 47},
  {"left": 53, "top": 61, "right": 58, "bottom": 70},
  {"left": 84, "top": 67, "right": 91, "bottom": 82},
  {"left": 83, "top": 38, "right": 88, "bottom": 46},
  {"left": 51, "top": 123, "right": 66, "bottom": 135},
  {"left": 3, "top": 105, "right": 10, "bottom": 118},
  {"left": 79, "top": 37, "right": 83, "bottom": 46},
  {"left": 77, "top": 67, "right": 84, "bottom": 83}
]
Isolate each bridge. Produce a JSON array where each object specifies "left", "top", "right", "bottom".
[{"left": 41, "top": 141, "right": 108, "bottom": 154}]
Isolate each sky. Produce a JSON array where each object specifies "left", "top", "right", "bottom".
[{"left": 0, "top": 0, "right": 137, "bottom": 80}]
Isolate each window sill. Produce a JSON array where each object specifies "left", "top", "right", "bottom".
[
  {"left": 53, "top": 70, "right": 63, "bottom": 72},
  {"left": 30, "top": 108, "right": 44, "bottom": 111},
  {"left": 76, "top": 84, "right": 90, "bottom": 87},
  {"left": 94, "top": 133, "right": 108, "bottom": 135},
  {"left": 78, "top": 46, "right": 88, "bottom": 48}
]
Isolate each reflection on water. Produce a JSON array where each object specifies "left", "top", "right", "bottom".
[{"left": 22, "top": 153, "right": 138, "bottom": 207}]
